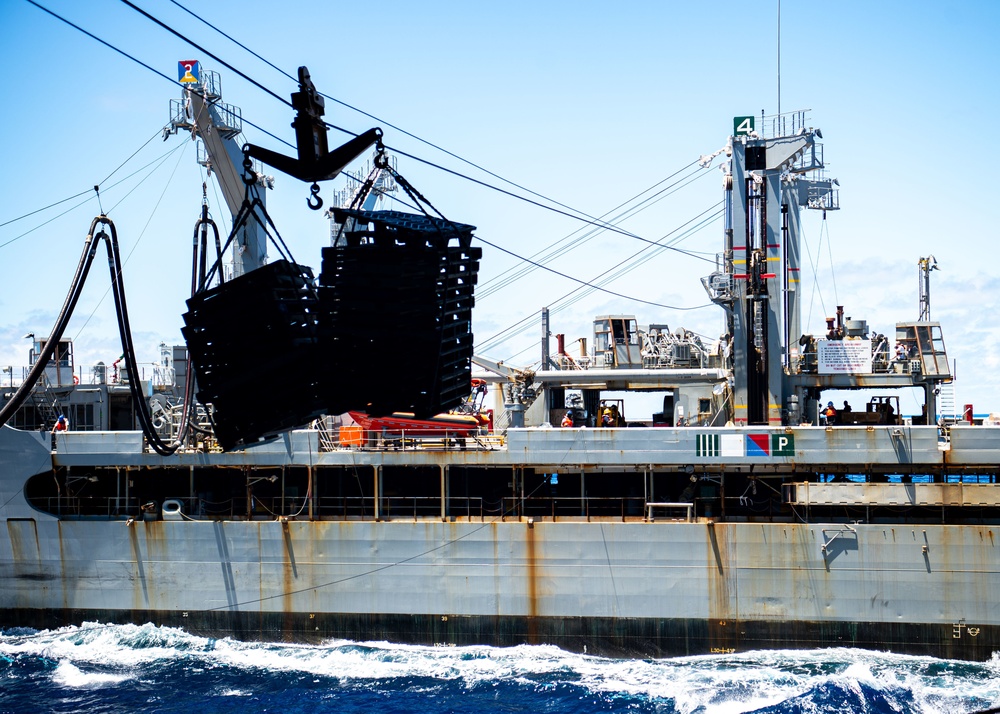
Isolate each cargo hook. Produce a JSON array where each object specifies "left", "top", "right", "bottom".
[
  {"left": 241, "top": 145, "right": 257, "bottom": 186},
  {"left": 307, "top": 182, "right": 323, "bottom": 210},
  {"left": 374, "top": 131, "right": 388, "bottom": 169}
]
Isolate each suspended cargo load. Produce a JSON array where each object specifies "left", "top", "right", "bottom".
[
  {"left": 321, "top": 209, "right": 481, "bottom": 418},
  {"left": 182, "top": 259, "right": 324, "bottom": 450}
]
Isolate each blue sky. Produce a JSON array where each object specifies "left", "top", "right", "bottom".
[{"left": 1, "top": 0, "right": 998, "bottom": 416}]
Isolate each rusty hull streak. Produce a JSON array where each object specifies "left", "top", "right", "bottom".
[
  {"left": 282, "top": 520, "right": 296, "bottom": 634},
  {"left": 6, "top": 519, "right": 38, "bottom": 564},
  {"left": 57, "top": 521, "right": 67, "bottom": 612},
  {"left": 128, "top": 522, "right": 149, "bottom": 609},
  {"left": 7, "top": 520, "right": 48, "bottom": 607},
  {"left": 526, "top": 520, "right": 538, "bottom": 643},
  {"left": 706, "top": 522, "right": 735, "bottom": 653}
]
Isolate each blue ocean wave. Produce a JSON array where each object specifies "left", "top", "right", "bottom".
[{"left": 0, "top": 624, "right": 998, "bottom": 713}]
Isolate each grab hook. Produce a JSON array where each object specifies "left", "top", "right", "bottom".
[
  {"left": 241, "top": 146, "right": 257, "bottom": 186},
  {"left": 307, "top": 182, "right": 323, "bottom": 210}
]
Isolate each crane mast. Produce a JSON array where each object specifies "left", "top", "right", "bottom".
[{"left": 165, "top": 62, "right": 272, "bottom": 278}]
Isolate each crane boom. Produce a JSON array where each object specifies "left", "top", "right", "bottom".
[{"left": 166, "top": 64, "right": 272, "bottom": 277}]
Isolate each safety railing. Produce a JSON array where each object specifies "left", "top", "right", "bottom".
[
  {"left": 28, "top": 496, "right": 142, "bottom": 519},
  {"left": 795, "top": 352, "right": 920, "bottom": 376},
  {"left": 502, "top": 496, "right": 648, "bottom": 521},
  {"left": 27, "top": 494, "right": 738, "bottom": 524},
  {"left": 320, "top": 426, "right": 504, "bottom": 452},
  {"left": 645, "top": 502, "right": 694, "bottom": 522}
]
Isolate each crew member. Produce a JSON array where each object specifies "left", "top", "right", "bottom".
[
  {"left": 822, "top": 401, "right": 837, "bottom": 425},
  {"left": 561, "top": 411, "right": 574, "bottom": 428},
  {"left": 51, "top": 415, "right": 68, "bottom": 433},
  {"left": 601, "top": 409, "right": 614, "bottom": 427}
]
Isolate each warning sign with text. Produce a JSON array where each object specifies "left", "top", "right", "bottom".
[{"left": 817, "top": 339, "right": 872, "bottom": 374}]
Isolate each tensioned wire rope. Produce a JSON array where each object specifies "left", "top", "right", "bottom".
[
  {"left": 477, "top": 163, "right": 714, "bottom": 300},
  {"left": 0, "top": 135, "right": 189, "bottom": 250},
  {"left": 0, "top": 125, "right": 163, "bottom": 230},
  {"left": 21, "top": 0, "right": 724, "bottom": 317},
  {"left": 143, "top": 0, "right": 734, "bottom": 332},
  {"left": 111, "top": 0, "right": 717, "bottom": 263},
  {"left": 165, "top": 0, "right": 694, "bottom": 241},
  {"left": 3, "top": 1, "right": 732, "bottom": 634},
  {"left": 477, "top": 202, "right": 723, "bottom": 355},
  {"left": 69, "top": 141, "right": 194, "bottom": 343}
]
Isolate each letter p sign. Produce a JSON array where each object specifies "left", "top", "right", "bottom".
[{"left": 771, "top": 434, "right": 795, "bottom": 456}]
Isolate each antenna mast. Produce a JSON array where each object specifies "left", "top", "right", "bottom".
[
  {"left": 777, "top": 0, "right": 781, "bottom": 116},
  {"left": 918, "top": 255, "right": 938, "bottom": 320}
]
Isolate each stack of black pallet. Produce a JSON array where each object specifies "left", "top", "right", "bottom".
[
  {"left": 321, "top": 209, "right": 481, "bottom": 418},
  {"left": 182, "top": 260, "right": 325, "bottom": 451}
]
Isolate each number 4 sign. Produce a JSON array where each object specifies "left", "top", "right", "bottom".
[{"left": 733, "top": 116, "right": 755, "bottom": 136}]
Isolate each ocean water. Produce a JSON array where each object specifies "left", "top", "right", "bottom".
[{"left": 1, "top": 624, "right": 998, "bottom": 713}]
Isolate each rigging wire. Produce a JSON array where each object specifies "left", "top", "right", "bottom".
[
  {"left": 72, "top": 141, "right": 192, "bottom": 342},
  {"left": 25, "top": 0, "right": 179, "bottom": 87},
  {"left": 476, "top": 309, "right": 542, "bottom": 353},
  {"left": 553, "top": 207, "right": 723, "bottom": 314},
  {"left": 23, "top": 0, "right": 724, "bottom": 337},
  {"left": 198, "top": 470, "right": 560, "bottom": 613},
  {"left": 477, "top": 164, "right": 710, "bottom": 299},
  {"left": 0, "top": 140, "right": 189, "bottom": 250},
  {"left": 517, "top": 202, "right": 722, "bottom": 316},
  {"left": 474, "top": 234, "right": 706, "bottom": 313},
  {"left": 802, "top": 213, "right": 829, "bottom": 330},
  {"left": 0, "top": 193, "right": 95, "bottom": 251},
  {"left": 476, "top": 203, "right": 723, "bottom": 353},
  {"left": 106, "top": 141, "right": 189, "bottom": 217},
  {"left": 109, "top": 0, "right": 715, "bottom": 258},
  {"left": 166, "top": 0, "right": 636, "bottom": 227},
  {"left": 116, "top": 0, "right": 295, "bottom": 114},
  {"left": 822, "top": 211, "right": 839, "bottom": 307},
  {"left": 29, "top": 0, "right": 718, "bottom": 273},
  {"left": 0, "top": 189, "right": 91, "bottom": 229},
  {"left": 165, "top": 0, "right": 710, "bottom": 236}
]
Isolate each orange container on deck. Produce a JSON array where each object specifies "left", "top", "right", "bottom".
[{"left": 339, "top": 425, "right": 364, "bottom": 446}]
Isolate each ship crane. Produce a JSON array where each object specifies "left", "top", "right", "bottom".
[
  {"left": 723, "top": 113, "right": 951, "bottom": 425},
  {"left": 471, "top": 355, "right": 538, "bottom": 428},
  {"left": 164, "top": 64, "right": 274, "bottom": 278}
]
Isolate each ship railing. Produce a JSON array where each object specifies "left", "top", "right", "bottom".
[
  {"left": 32, "top": 495, "right": 142, "bottom": 519},
  {"left": 757, "top": 109, "right": 811, "bottom": 140},
  {"left": 645, "top": 502, "right": 694, "bottom": 523},
  {"left": 30, "top": 495, "right": 492, "bottom": 521},
  {"left": 312, "top": 496, "right": 487, "bottom": 521},
  {"left": 376, "top": 496, "right": 484, "bottom": 521},
  {"left": 328, "top": 427, "right": 504, "bottom": 451},
  {"left": 793, "top": 353, "right": 918, "bottom": 375},
  {"left": 4, "top": 361, "right": 165, "bottom": 388},
  {"left": 501, "top": 496, "right": 648, "bottom": 522}
]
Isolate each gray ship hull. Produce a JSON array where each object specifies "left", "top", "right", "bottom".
[
  {"left": 2, "top": 518, "right": 997, "bottom": 659},
  {"left": 3, "top": 424, "right": 999, "bottom": 659}
]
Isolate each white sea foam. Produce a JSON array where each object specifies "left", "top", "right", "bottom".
[
  {"left": 218, "top": 688, "right": 250, "bottom": 697},
  {"left": 4, "top": 625, "right": 1000, "bottom": 712},
  {"left": 51, "top": 660, "right": 130, "bottom": 688}
]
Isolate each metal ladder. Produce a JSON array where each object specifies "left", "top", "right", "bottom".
[
  {"left": 29, "top": 375, "right": 63, "bottom": 430},
  {"left": 937, "top": 381, "right": 957, "bottom": 422}
]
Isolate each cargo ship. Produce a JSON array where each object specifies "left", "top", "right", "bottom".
[{"left": 1, "top": 67, "right": 998, "bottom": 661}]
